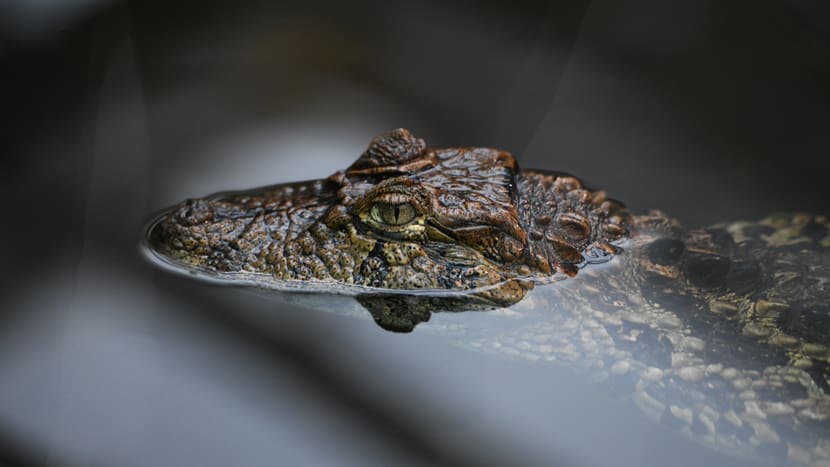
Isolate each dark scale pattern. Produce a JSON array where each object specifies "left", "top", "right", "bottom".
[{"left": 515, "top": 172, "right": 629, "bottom": 277}]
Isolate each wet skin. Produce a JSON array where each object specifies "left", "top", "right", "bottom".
[
  {"left": 146, "top": 129, "right": 830, "bottom": 465},
  {"left": 148, "top": 128, "right": 628, "bottom": 326}
]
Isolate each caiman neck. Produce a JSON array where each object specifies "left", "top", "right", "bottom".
[{"left": 514, "top": 170, "right": 631, "bottom": 278}]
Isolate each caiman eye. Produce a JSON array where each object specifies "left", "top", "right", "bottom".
[{"left": 370, "top": 202, "right": 417, "bottom": 225}]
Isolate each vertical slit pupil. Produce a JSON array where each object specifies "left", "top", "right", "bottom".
[{"left": 394, "top": 204, "right": 400, "bottom": 222}]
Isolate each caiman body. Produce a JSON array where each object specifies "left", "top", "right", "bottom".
[{"left": 146, "top": 129, "right": 830, "bottom": 465}]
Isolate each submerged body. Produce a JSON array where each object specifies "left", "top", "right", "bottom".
[{"left": 145, "top": 129, "right": 830, "bottom": 465}]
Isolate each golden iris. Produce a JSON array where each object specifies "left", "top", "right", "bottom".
[{"left": 370, "top": 202, "right": 417, "bottom": 226}]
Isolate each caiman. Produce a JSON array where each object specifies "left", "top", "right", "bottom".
[{"left": 143, "top": 128, "right": 830, "bottom": 466}]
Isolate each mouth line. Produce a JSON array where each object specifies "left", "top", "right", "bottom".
[{"left": 425, "top": 218, "right": 459, "bottom": 242}]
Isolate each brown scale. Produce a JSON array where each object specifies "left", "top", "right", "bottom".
[
  {"left": 150, "top": 128, "right": 632, "bottom": 288},
  {"left": 516, "top": 171, "right": 629, "bottom": 277}
]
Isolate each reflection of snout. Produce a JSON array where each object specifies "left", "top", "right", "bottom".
[{"left": 356, "top": 283, "right": 528, "bottom": 332}]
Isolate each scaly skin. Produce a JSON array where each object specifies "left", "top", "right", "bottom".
[
  {"left": 149, "top": 128, "right": 628, "bottom": 307},
  {"left": 145, "top": 129, "right": 830, "bottom": 465}
]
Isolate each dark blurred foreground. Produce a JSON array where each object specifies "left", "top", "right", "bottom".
[{"left": 1, "top": 1, "right": 828, "bottom": 466}]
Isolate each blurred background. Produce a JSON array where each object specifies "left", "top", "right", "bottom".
[{"left": 1, "top": 1, "right": 828, "bottom": 466}]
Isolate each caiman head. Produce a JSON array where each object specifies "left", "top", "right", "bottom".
[{"left": 146, "top": 129, "right": 630, "bottom": 330}]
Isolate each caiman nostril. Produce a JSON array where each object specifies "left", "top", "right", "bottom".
[{"left": 176, "top": 198, "right": 213, "bottom": 226}]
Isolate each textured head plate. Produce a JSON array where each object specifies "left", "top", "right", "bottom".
[{"left": 146, "top": 129, "right": 630, "bottom": 328}]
